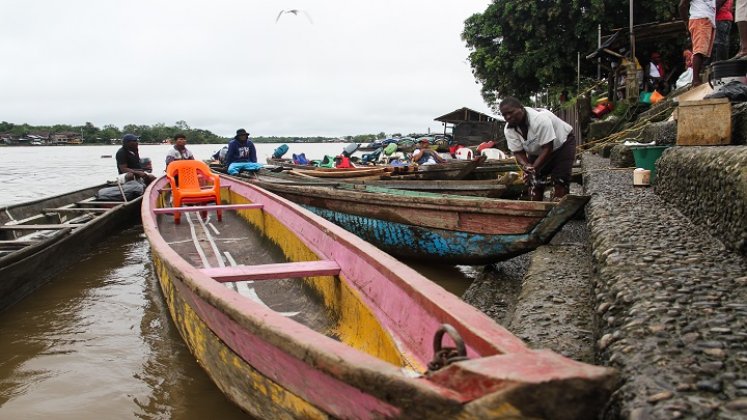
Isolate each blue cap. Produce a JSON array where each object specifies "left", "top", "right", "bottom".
[{"left": 122, "top": 133, "right": 139, "bottom": 142}]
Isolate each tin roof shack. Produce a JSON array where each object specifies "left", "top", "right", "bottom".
[{"left": 434, "top": 107, "right": 505, "bottom": 149}]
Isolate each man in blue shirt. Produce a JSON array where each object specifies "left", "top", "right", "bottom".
[{"left": 225, "top": 129, "right": 257, "bottom": 166}]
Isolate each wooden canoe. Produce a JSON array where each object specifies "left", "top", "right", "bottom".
[
  {"left": 245, "top": 181, "right": 589, "bottom": 264},
  {"left": 142, "top": 175, "right": 616, "bottom": 418},
  {"left": 0, "top": 183, "right": 142, "bottom": 311},
  {"left": 292, "top": 167, "right": 389, "bottom": 178},
  {"left": 266, "top": 158, "right": 387, "bottom": 172},
  {"left": 384, "top": 157, "right": 485, "bottom": 181},
  {"left": 245, "top": 170, "right": 511, "bottom": 198}
]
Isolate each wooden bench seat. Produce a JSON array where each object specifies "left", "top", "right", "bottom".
[
  {"left": 0, "top": 240, "right": 40, "bottom": 249},
  {"left": 0, "top": 224, "right": 79, "bottom": 230},
  {"left": 44, "top": 207, "right": 110, "bottom": 213},
  {"left": 153, "top": 203, "right": 263, "bottom": 214},
  {"left": 201, "top": 260, "right": 341, "bottom": 282},
  {"left": 77, "top": 201, "right": 124, "bottom": 206}
]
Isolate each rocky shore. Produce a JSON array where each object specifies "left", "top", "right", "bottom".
[{"left": 463, "top": 151, "right": 747, "bottom": 419}]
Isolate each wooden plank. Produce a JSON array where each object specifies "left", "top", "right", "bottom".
[
  {"left": 153, "top": 203, "right": 263, "bottom": 214},
  {"left": 201, "top": 260, "right": 341, "bottom": 282},
  {"left": 0, "top": 240, "right": 40, "bottom": 245},
  {"left": 0, "top": 224, "right": 80, "bottom": 230},
  {"left": 78, "top": 201, "right": 123, "bottom": 206},
  {"left": 0, "top": 240, "right": 39, "bottom": 250},
  {"left": 43, "top": 207, "right": 110, "bottom": 213}
]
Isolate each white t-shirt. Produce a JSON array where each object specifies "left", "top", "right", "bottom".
[
  {"left": 690, "top": 0, "right": 716, "bottom": 27},
  {"left": 504, "top": 107, "right": 573, "bottom": 156},
  {"left": 165, "top": 147, "right": 195, "bottom": 165},
  {"left": 649, "top": 62, "right": 662, "bottom": 78}
]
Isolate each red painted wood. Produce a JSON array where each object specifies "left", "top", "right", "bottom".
[
  {"left": 153, "top": 203, "right": 263, "bottom": 214},
  {"left": 201, "top": 260, "right": 341, "bottom": 282}
]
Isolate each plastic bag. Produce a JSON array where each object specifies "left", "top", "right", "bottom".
[
  {"left": 704, "top": 80, "right": 747, "bottom": 102},
  {"left": 95, "top": 180, "right": 144, "bottom": 201},
  {"left": 675, "top": 68, "right": 693, "bottom": 90}
]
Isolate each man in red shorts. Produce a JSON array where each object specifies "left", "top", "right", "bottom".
[{"left": 680, "top": 0, "right": 716, "bottom": 86}]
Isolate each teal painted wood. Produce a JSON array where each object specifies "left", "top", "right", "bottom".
[{"left": 303, "top": 205, "right": 540, "bottom": 265}]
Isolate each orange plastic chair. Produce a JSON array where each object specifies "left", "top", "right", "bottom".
[{"left": 166, "top": 160, "right": 222, "bottom": 224}]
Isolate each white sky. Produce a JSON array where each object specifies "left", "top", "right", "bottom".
[{"left": 1, "top": 0, "right": 493, "bottom": 138}]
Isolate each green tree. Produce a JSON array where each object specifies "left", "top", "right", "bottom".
[
  {"left": 100, "top": 125, "right": 120, "bottom": 143},
  {"left": 462, "top": 0, "right": 678, "bottom": 104}
]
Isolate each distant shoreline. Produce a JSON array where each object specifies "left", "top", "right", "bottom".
[{"left": 0, "top": 140, "right": 351, "bottom": 147}]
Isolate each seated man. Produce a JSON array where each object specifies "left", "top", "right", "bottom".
[
  {"left": 411, "top": 139, "right": 445, "bottom": 165},
  {"left": 499, "top": 96, "right": 576, "bottom": 201},
  {"left": 116, "top": 134, "right": 156, "bottom": 185},
  {"left": 225, "top": 128, "right": 259, "bottom": 174},
  {"left": 165, "top": 133, "right": 195, "bottom": 167}
]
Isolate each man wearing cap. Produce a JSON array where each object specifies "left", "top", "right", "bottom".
[
  {"left": 225, "top": 128, "right": 257, "bottom": 171},
  {"left": 116, "top": 133, "right": 156, "bottom": 185},
  {"left": 499, "top": 96, "right": 575, "bottom": 201},
  {"left": 411, "top": 138, "right": 445, "bottom": 165}
]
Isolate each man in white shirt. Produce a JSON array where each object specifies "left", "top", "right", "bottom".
[{"left": 500, "top": 96, "right": 576, "bottom": 201}]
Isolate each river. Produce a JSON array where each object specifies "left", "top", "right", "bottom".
[{"left": 0, "top": 144, "right": 475, "bottom": 418}]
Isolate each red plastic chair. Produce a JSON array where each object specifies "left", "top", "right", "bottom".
[{"left": 166, "top": 160, "right": 222, "bottom": 224}]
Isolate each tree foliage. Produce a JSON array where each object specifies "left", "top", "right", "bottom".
[{"left": 462, "top": 0, "right": 678, "bottom": 105}]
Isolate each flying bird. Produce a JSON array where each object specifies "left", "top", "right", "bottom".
[{"left": 275, "top": 9, "right": 313, "bottom": 24}]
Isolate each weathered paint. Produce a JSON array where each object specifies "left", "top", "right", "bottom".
[
  {"left": 226, "top": 189, "right": 409, "bottom": 368},
  {"left": 303, "top": 206, "right": 533, "bottom": 265},
  {"left": 224, "top": 184, "right": 529, "bottom": 360},
  {"left": 141, "top": 176, "right": 618, "bottom": 418},
  {"left": 153, "top": 253, "right": 336, "bottom": 419}
]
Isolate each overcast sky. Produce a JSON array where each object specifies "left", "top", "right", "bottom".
[{"left": 1, "top": 1, "right": 493, "bottom": 138}]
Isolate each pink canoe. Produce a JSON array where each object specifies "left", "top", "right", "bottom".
[{"left": 142, "top": 175, "right": 616, "bottom": 419}]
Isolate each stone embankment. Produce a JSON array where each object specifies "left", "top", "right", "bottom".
[
  {"left": 584, "top": 152, "right": 747, "bottom": 419},
  {"left": 656, "top": 146, "right": 746, "bottom": 256},
  {"left": 464, "top": 149, "right": 747, "bottom": 419}
]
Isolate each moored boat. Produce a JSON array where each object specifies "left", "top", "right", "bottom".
[
  {"left": 0, "top": 183, "right": 142, "bottom": 311},
  {"left": 247, "top": 170, "right": 512, "bottom": 198},
  {"left": 246, "top": 180, "right": 588, "bottom": 264},
  {"left": 142, "top": 174, "right": 615, "bottom": 418}
]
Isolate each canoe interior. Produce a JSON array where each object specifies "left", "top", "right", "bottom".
[
  {"left": 0, "top": 183, "right": 142, "bottom": 311},
  {"left": 0, "top": 184, "right": 126, "bottom": 263},
  {"left": 154, "top": 186, "right": 422, "bottom": 371}
]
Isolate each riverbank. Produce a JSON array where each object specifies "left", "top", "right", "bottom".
[{"left": 464, "top": 151, "right": 747, "bottom": 419}]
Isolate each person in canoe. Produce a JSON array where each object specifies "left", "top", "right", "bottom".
[
  {"left": 165, "top": 133, "right": 195, "bottom": 167},
  {"left": 411, "top": 138, "right": 446, "bottom": 165},
  {"left": 116, "top": 134, "right": 157, "bottom": 185},
  {"left": 225, "top": 128, "right": 261, "bottom": 174},
  {"left": 499, "top": 96, "right": 575, "bottom": 201}
]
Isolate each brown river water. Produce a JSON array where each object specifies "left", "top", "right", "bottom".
[{"left": 0, "top": 144, "right": 474, "bottom": 418}]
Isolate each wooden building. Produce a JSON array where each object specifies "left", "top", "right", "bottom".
[{"left": 434, "top": 107, "right": 506, "bottom": 149}]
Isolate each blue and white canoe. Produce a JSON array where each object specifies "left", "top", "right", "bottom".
[{"left": 245, "top": 182, "right": 588, "bottom": 265}]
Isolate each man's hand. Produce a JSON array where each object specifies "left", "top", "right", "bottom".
[{"left": 523, "top": 164, "right": 536, "bottom": 174}]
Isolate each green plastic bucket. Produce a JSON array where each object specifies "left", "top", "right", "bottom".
[{"left": 630, "top": 145, "right": 670, "bottom": 182}]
